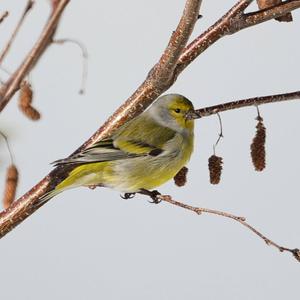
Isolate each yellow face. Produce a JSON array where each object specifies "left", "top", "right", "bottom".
[{"left": 168, "top": 96, "right": 194, "bottom": 131}]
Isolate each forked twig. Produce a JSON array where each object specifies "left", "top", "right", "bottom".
[
  {"left": 0, "top": 1, "right": 34, "bottom": 65},
  {"left": 157, "top": 194, "right": 300, "bottom": 262},
  {"left": 0, "top": 0, "right": 70, "bottom": 111}
]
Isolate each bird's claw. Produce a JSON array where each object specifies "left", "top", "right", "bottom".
[
  {"left": 141, "top": 189, "right": 161, "bottom": 204},
  {"left": 120, "top": 193, "right": 136, "bottom": 200}
]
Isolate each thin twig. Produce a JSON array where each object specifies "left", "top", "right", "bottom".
[
  {"left": 213, "top": 113, "right": 223, "bottom": 155},
  {"left": 0, "top": 131, "right": 14, "bottom": 163},
  {"left": 191, "top": 90, "right": 300, "bottom": 119},
  {"left": 0, "top": 0, "right": 70, "bottom": 111},
  {"left": 52, "top": 38, "right": 88, "bottom": 94},
  {"left": 0, "top": 11, "right": 9, "bottom": 24},
  {"left": 0, "top": 1, "right": 34, "bottom": 65},
  {"left": 157, "top": 194, "right": 300, "bottom": 262},
  {"left": 175, "top": 0, "right": 300, "bottom": 75}
]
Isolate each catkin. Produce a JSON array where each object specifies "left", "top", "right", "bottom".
[
  {"left": 174, "top": 166, "right": 188, "bottom": 187},
  {"left": 256, "top": 0, "right": 293, "bottom": 22},
  {"left": 2, "top": 164, "right": 18, "bottom": 209},
  {"left": 251, "top": 117, "right": 266, "bottom": 171},
  {"left": 19, "top": 81, "right": 41, "bottom": 121},
  {"left": 208, "top": 155, "right": 223, "bottom": 185}
]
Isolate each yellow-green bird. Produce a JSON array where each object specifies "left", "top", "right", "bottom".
[{"left": 43, "top": 94, "right": 194, "bottom": 201}]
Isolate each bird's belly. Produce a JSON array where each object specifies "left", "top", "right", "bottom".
[{"left": 106, "top": 151, "right": 188, "bottom": 192}]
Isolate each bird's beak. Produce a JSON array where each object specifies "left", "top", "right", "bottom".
[{"left": 186, "top": 110, "right": 201, "bottom": 120}]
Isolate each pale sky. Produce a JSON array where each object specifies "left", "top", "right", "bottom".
[{"left": 1, "top": 1, "right": 300, "bottom": 299}]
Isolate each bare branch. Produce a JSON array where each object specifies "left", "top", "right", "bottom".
[
  {"left": 190, "top": 91, "right": 300, "bottom": 119},
  {"left": 0, "top": 1, "right": 34, "bottom": 65},
  {"left": 151, "top": 0, "right": 202, "bottom": 84},
  {"left": 75, "top": 0, "right": 203, "bottom": 152},
  {"left": 0, "top": 0, "right": 70, "bottom": 112},
  {"left": 157, "top": 194, "right": 300, "bottom": 262},
  {"left": 256, "top": 0, "right": 293, "bottom": 22},
  {"left": 176, "top": 0, "right": 300, "bottom": 75},
  {"left": 0, "top": 11, "right": 9, "bottom": 24},
  {"left": 243, "top": 0, "right": 300, "bottom": 28},
  {"left": 0, "top": 0, "right": 202, "bottom": 238},
  {"left": 1, "top": 0, "right": 300, "bottom": 240}
]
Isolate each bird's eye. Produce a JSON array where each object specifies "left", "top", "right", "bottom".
[{"left": 174, "top": 108, "right": 181, "bottom": 113}]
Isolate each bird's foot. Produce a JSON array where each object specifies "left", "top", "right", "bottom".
[
  {"left": 139, "top": 189, "right": 161, "bottom": 204},
  {"left": 87, "top": 185, "right": 97, "bottom": 190},
  {"left": 86, "top": 184, "right": 103, "bottom": 190},
  {"left": 120, "top": 193, "right": 136, "bottom": 200}
]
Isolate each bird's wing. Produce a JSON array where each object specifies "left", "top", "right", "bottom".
[
  {"left": 52, "top": 138, "right": 163, "bottom": 167},
  {"left": 53, "top": 114, "right": 176, "bottom": 167}
]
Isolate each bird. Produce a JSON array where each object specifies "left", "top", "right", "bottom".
[{"left": 40, "top": 94, "right": 195, "bottom": 203}]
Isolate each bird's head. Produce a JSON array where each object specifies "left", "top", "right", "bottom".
[{"left": 148, "top": 94, "right": 194, "bottom": 134}]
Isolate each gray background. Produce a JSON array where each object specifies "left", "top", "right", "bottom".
[{"left": 0, "top": 1, "right": 300, "bottom": 299}]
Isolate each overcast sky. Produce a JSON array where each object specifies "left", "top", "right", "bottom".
[{"left": 1, "top": 1, "right": 300, "bottom": 299}]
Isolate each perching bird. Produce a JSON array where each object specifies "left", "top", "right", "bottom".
[{"left": 41, "top": 94, "right": 195, "bottom": 202}]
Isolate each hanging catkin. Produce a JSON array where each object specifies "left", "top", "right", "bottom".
[
  {"left": 250, "top": 117, "right": 266, "bottom": 171},
  {"left": 19, "top": 81, "right": 41, "bottom": 121},
  {"left": 2, "top": 164, "right": 18, "bottom": 209},
  {"left": 208, "top": 155, "right": 223, "bottom": 185},
  {"left": 174, "top": 166, "right": 188, "bottom": 187}
]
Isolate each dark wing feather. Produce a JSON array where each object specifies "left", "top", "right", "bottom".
[{"left": 52, "top": 138, "right": 163, "bottom": 167}]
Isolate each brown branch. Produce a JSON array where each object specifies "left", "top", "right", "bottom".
[
  {"left": 157, "top": 194, "right": 300, "bottom": 262},
  {"left": 256, "top": 0, "right": 293, "bottom": 22},
  {"left": 243, "top": 0, "right": 300, "bottom": 28},
  {"left": 0, "top": 1, "right": 34, "bottom": 65},
  {"left": 0, "top": 0, "right": 202, "bottom": 238},
  {"left": 176, "top": 0, "right": 300, "bottom": 75},
  {"left": 1, "top": 0, "right": 300, "bottom": 239},
  {"left": 75, "top": 0, "right": 202, "bottom": 153},
  {"left": 150, "top": 0, "right": 202, "bottom": 84},
  {"left": 190, "top": 90, "right": 300, "bottom": 118},
  {"left": 0, "top": 0, "right": 69, "bottom": 112},
  {"left": 0, "top": 11, "right": 9, "bottom": 24}
]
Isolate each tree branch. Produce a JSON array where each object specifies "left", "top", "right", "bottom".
[
  {"left": 156, "top": 194, "right": 300, "bottom": 262},
  {"left": 242, "top": 0, "right": 300, "bottom": 28},
  {"left": 1, "top": 0, "right": 300, "bottom": 240},
  {"left": 0, "top": 0, "right": 203, "bottom": 238},
  {"left": 75, "top": 0, "right": 203, "bottom": 153},
  {"left": 0, "top": 0, "right": 69, "bottom": 112},
  {"left": 175, "top": 0, "right": 300, "bottom": 75},
  {"left": 190, "top": 90, "right": 300, "bottom": 119},
  {"left": 0, "top": 0, "right": 34, "bottom": 65}
]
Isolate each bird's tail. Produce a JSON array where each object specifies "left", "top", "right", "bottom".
[{"left": 34, "top": 186, "right": 65, "bottom": 208}]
